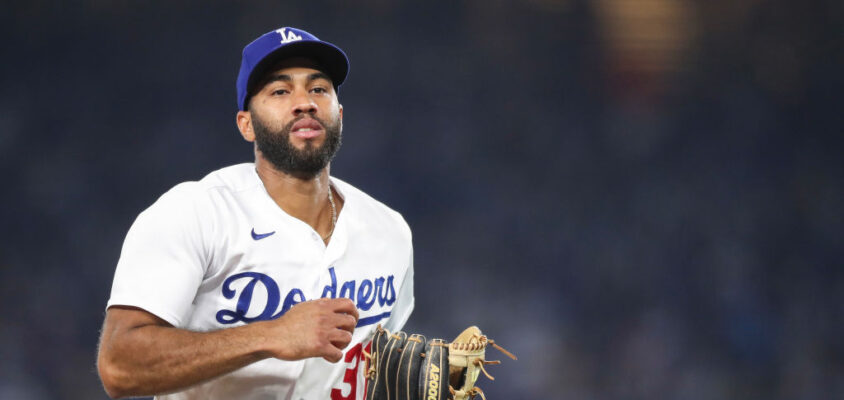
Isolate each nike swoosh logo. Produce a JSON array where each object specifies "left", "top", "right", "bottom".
[{"left": 251, "top": 228, "right": 276, "bottom": 240}]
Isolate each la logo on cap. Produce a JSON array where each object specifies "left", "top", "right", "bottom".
[{"left": 276, "top": 28, "right": 302, "bottom": 44}]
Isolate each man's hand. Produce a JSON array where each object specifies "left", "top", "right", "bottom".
[{"left": 262, "top": 298, "right": 359, "bottom": 363}]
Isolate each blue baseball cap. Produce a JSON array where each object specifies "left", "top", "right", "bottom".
[{"left": 236, "top": 27, "right": 349, "bottom": 110}]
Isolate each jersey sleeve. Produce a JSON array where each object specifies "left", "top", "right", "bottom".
[{"left": 106, "top": 184, "right": 210, "bottom": 327}]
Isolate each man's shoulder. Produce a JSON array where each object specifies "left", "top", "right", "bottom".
[
  {"left": 162, "top": 163, "right": 258, "bottom": 197},
  {"left": 332, "top": 177, "right": 411, "bottom": 237},
  {"left": 195, "top": 163, "right": 260, "bottom": 193},
  {"left": 146, "top": 163, "right": 258, "bottom": 212}
]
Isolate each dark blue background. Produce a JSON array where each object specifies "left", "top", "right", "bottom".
[{"left": 0, "top": 1, "right": 841, "bottom": 398}]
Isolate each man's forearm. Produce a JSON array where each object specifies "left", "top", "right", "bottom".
[
  {"left": 97, "top": 299, "right": 358, "bottom": 398},
  {"left": 98, "top": 319, "right": 271, "bottom": 398}
]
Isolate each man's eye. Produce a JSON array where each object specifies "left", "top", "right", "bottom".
[
  {"left": 272, "top": 89, "right": 288, "bottom": 95},
  {"left": 312, "top": 87, "right": 327, "bottom": 94}
]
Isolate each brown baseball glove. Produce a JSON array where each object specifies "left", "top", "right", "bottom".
[{"left": 363, "top": 325, "right": 516, "bottom": 400}]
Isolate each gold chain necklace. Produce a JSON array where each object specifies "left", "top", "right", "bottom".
[{"left": 321, "top": 186, "right": 337, "bottom": 241}]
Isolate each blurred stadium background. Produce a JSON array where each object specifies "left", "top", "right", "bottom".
[{"left": 1, "top": 0, "right": 841, "bottom": 398}]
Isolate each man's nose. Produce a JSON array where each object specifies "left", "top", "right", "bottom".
[{"left": 291, "top": 92, "right": 318, "bottom": 116}]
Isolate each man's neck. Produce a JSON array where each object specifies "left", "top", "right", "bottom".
[{"left": 254, "top": 155, "right": 334, "bottom": 230}]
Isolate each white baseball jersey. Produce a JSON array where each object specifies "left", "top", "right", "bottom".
[{"left": 106, "top": 163, "right": 414, "bottom": 400}]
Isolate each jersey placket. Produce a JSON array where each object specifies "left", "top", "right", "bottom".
[{"left": 310, "top": 185, "right": 350, "bottom": 301}]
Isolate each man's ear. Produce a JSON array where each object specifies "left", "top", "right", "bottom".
[
  {"left": 236, "top": 110, "right": 255, "bottom": 142},
  {"left": 339, "top": 104, "right": 343, "bottom": 121}
]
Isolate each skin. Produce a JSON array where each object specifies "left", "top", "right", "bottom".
[
  {"left": 239, "top": 57, "right": 346, "bottom": 233},
  {"left": 97, "top": 58, "right": 354, "bottom": 399}
]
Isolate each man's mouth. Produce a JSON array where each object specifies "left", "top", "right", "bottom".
[{"left": 291, "top": 118, "right": 324, "bottom": 139}]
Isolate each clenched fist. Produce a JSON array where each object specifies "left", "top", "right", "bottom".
[{"left": 259, "top": 298, "right": 359, "bottom": 363}]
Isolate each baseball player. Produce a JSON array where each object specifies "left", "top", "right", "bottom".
[{"left": 96, "top": 27, "right": 414, "bottom": 400}]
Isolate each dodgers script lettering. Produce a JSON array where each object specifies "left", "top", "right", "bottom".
[{"left": 216, "top": 267, "right": 396, "bottom": 325}]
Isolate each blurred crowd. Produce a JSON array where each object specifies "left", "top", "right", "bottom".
[{"left": 0, "top": 1, "right": 840, "bottom": 398}]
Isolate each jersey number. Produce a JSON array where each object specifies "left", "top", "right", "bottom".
[{"left": 330, "top": 341, "right": 372, "bottom": 400}]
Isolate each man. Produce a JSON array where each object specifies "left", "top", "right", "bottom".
[{"left": 96, "top": 27, "right": 414, "bottom": 400}]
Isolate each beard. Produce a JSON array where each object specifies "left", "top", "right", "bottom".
[{"left": 252, "top": 112, "right": 342, "bottom": 180}]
